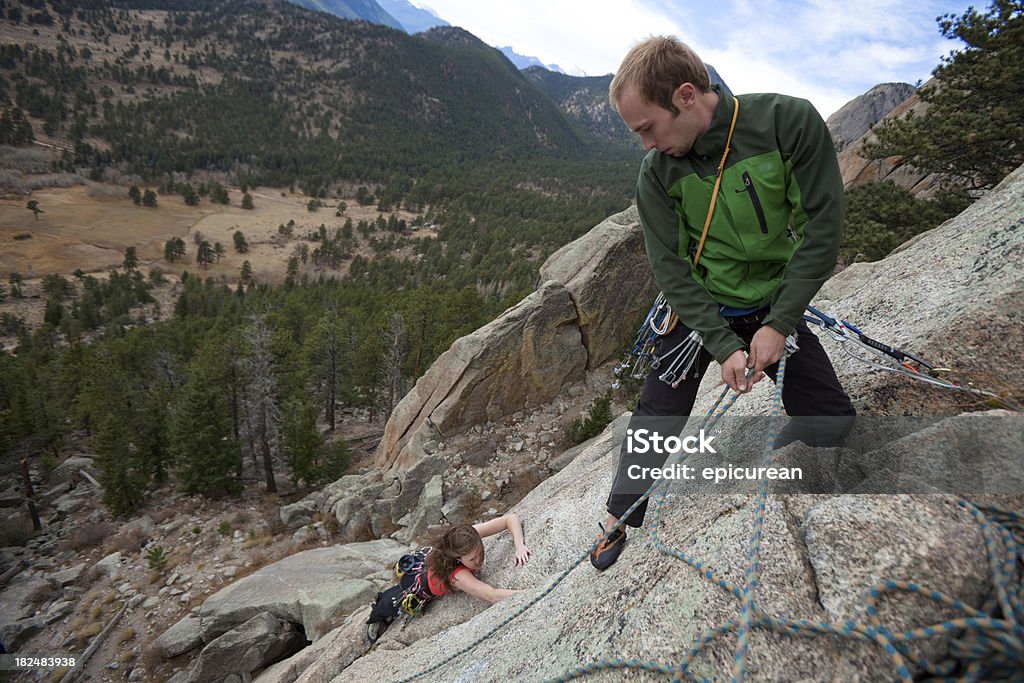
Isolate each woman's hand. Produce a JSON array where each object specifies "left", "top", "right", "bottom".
[{"left": 514, "top": 544, "right": 532, "bottom": 566}]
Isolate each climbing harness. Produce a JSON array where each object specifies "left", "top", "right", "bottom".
[
  {"left": 395, "top": 547, "right": 435, "bottom": 623},
  {"left": 367, "top": 546, "right": 437, "bottom": 640}
]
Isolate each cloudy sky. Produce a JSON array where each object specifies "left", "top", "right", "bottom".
[{"left": 409, "top": 0, "right": 975, "bottom": 119}]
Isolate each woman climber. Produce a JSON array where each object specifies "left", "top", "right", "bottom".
[{"left": 366, "top": 512, "right": 531, "bottom": 642}]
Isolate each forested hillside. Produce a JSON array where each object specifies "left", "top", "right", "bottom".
[
  {"left": 523, "top": 67, "right": 634, "bottom": 150},
  {"left": 0, "top": 0, "right": 638, "bottom": 510}
]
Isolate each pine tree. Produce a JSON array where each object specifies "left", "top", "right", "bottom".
[
  {"left": 197, "top": 240, "right": 215, "bottom": 268},
  {"left": 281, "top": 396, "right": 324, "bottom": 486},
  {"left": 866, "top": 1, "right": 1024, "bottom": 190},
  {"left": 233, "top": 230, "right": 249, "bottom": 253},
  {"left": 243, "top": 315, "right": 280, "bottom": 493},
  {"left": 171, "top": 351, "right": 241, "bottom": 497},
  {"left": 123, "top": 246, "right": 138, "bottom": 271},
  {"left": 304, "top": 308, "right": 347, "bottom": 431}
]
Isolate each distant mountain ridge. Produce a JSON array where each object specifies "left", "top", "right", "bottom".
[
  {"left": 0, "top": 0, "right": 637, "bottom": 195},
  {"left": 293, "top": 0, "right": 563, "bottom": 73},
  {"left": 376, "top": 0, "right": 448, "bottom": 33},
  {"left": 286, "top": 0, "right": 403, "bottom": 30},
  {"left": 524, "top": 67, "right": 634, "bottom": 150},
  {"left": 498, "top": 47, "right": 563, "bottom": 74}
]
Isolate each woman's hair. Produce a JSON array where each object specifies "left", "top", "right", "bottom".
[
  {"left": 609, "top": 35, "right": 711, "bottom": 114},
  {"left": 427, "top": 524, "right": 483, "bottom": 592}
]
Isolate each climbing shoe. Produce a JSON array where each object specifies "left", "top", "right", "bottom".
[{"left": 589, "top": 522, "right": 626, "bottom": 571}]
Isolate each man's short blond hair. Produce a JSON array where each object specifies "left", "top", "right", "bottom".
[{"left": 609, "top": 36, "right": 711, "bottom": 114}]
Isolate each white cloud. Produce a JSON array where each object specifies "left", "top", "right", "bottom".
[{"left": 411, "top": 0, "right": 974, "bottom": 117}]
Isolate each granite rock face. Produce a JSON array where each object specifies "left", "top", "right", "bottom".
[
  {"left": 834, "top": 79, "right": 942, "bottom": 196},
  {"left": 312, "top": 414, "right": 1017, "bottom": 682},
  {"left": 376, "top": 207, "right": 653, "bottom": 474},
  {"left": 826, "top": 82, "right": 917, "bottom": 153}
]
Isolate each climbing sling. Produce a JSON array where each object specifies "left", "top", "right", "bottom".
[{"left": 616, "top": 98, "right": 741, "bottom": 387}]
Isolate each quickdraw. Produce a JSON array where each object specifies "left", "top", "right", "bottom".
[
  {"left": 613, "top": 294, "right": 700, "bottom": 388},
  {"left": 802, "top": 305, "right": 1020, "bottom": 410}
]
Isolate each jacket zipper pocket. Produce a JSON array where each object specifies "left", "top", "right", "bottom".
[{"left": 736, "top": 171, "right": 769, "bottom": 234}]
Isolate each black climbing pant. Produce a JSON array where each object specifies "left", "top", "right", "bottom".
[{"left": 606, "top": 312, "right": 856, "bottom": 527}]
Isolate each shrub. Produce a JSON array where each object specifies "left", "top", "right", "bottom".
[
  {"left": 145, "top": 546, "right": 167, "bottom": 572},
  {"left": 564, "top": 390, "right": 614, "bottom": 447}
]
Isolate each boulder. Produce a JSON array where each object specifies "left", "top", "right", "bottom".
[
  {"left": 0, "top": 572, "right": 50, "bottom": 622},
  {"left": 0, "top": 487, "right": 21, "bottom": 509},
  {"left": 50, "top": 563, "right": 86, "bottom": 587},
  {"left": 94, "top": 551, "right": 124, "bottom": 578},
  {"left": 153, "top": 615, "right": 204, "bottom": 659},
  {"left": 376, "top": 280, "right": 587, "bottom": 473},
  {"left": 187, "top": 612, "right": 306, "bottom": 683},
  {"left": 394, "top": 475, "right": 443, "bottom": 545},
  {"left": 192, "top": 540, "right": 406, "bottom": 643},
  {"left": 388, "top": 455, "right": 445, "bottom": 522},
  {"left": 329, "top": 481, "right": 391, "bottom": 544},
  {"left": 0, "top": 617, "right": 44, "bottom": 650},
  {"left": 538, "top": 205, "right": 657, "bottom": 369},
  {"left": 52, "top": 492, "right": 87, "bottom": 515},
  {"left": 48, "top": 456, "right": 97, "bottom": 485},
  {"left": 253, "top": 608, "right": 371, "bottom": 683},
  {"left": 280, "top": 500, "right": 317, "bottom": 530},
  {"left": 0, "top": 512, "right": 35, "bottom": 546}
]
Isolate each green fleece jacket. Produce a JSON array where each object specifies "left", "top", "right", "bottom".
[{"left": 636, "top": 90, "right": 844, "bottom": 363}]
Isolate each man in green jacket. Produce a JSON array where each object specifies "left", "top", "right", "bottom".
[{"left": 591, "top": 36, "right": 856, "bottom": 571}]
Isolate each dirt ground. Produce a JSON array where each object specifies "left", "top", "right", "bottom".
[
  {"left": 0, "top": 184, "right": 419, "bottom": 281},
  {"left": 0, "top": 181, "right": 427, "bottom": 346}
]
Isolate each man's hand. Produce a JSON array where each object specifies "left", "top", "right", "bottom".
[
  {"left": 748, "top": 326, "right": 786, "bottom": 376},
  {"left": 721, "top": 350, "right": 761, "bottom": 393}
]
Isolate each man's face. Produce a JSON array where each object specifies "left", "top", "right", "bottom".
[{"left": 617, "top": 84, "right": 700, "bottom": 157}]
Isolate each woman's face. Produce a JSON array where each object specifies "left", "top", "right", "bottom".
[{"left": 459, "top": 545, "right": 484, "bottom": 572}]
